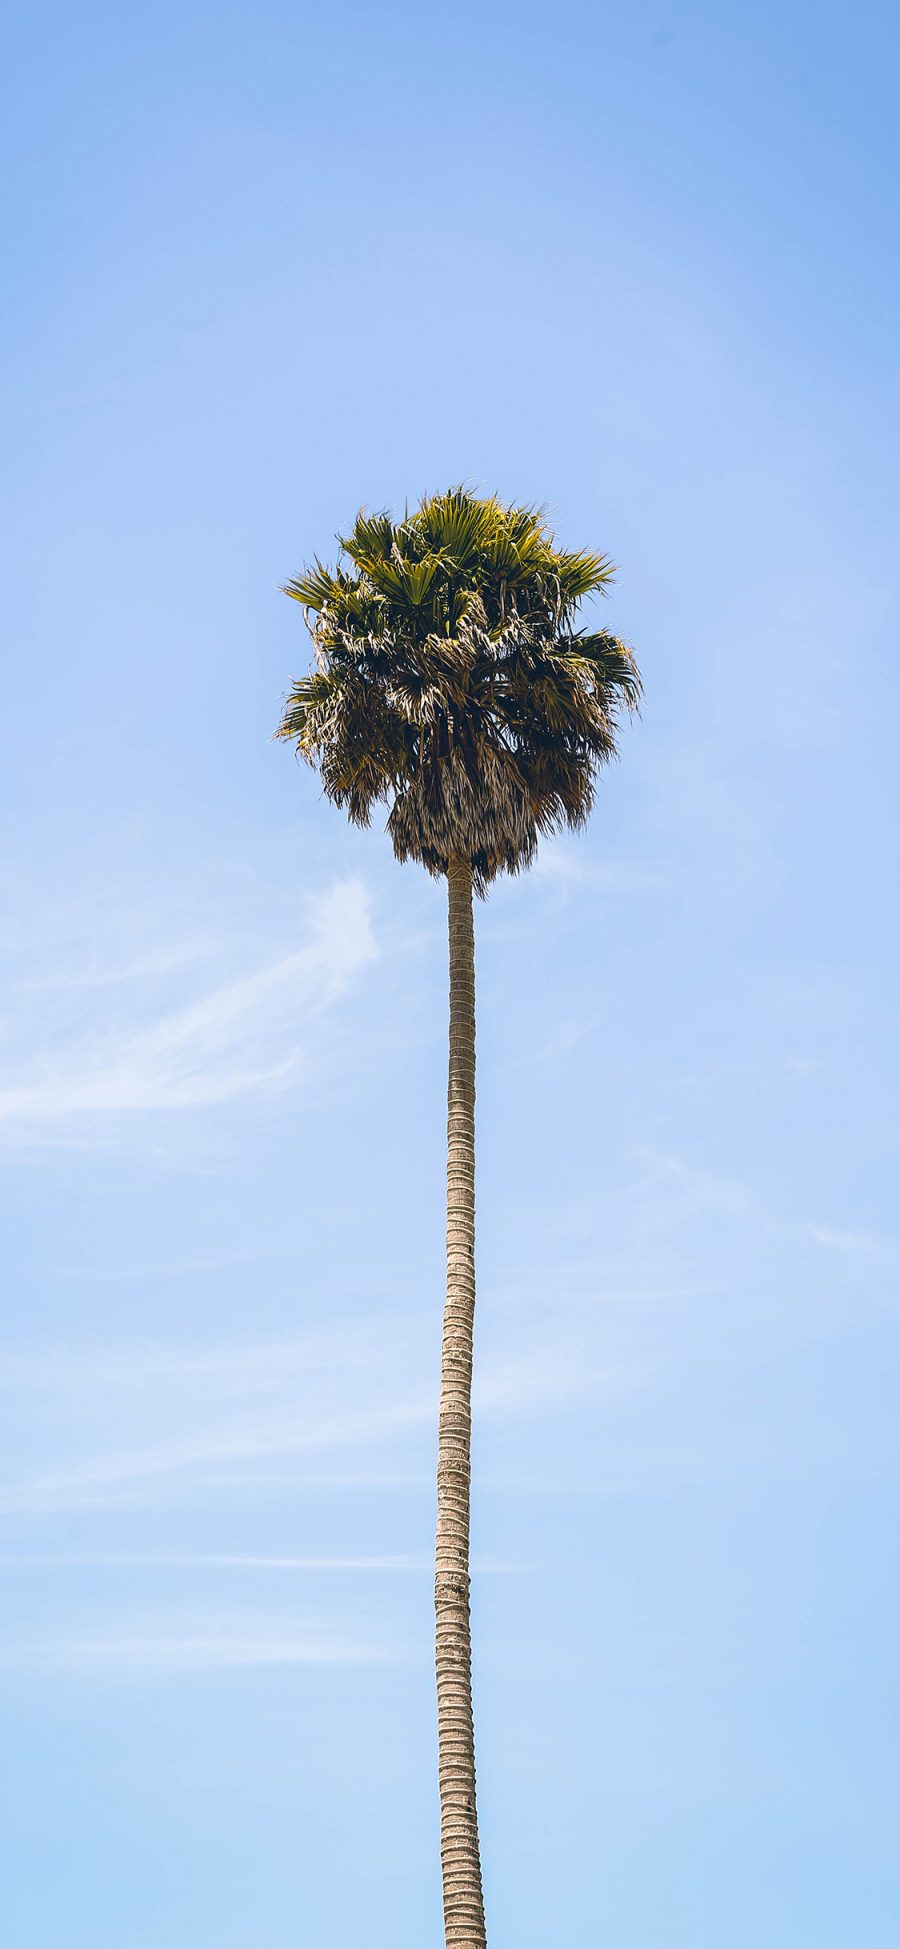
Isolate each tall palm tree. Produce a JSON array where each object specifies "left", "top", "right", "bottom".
[{"left": 276, "top": 488, "right": 640, "bottom": 1947}]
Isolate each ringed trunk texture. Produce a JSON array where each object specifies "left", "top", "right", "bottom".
[{"left": 435, "top": 859, "right": 487, "bottom": 1948}]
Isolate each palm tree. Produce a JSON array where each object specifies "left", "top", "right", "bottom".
[{"left": 276, "top": 488, "right": 640, "bottom": 1947}]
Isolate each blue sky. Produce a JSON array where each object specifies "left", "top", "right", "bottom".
[{"left": 2, "top": 1, "right": 899, "bottom": 1943}]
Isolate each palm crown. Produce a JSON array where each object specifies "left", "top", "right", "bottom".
[{"left": 276, "top": 487, "right": 640, "bottom": 892}]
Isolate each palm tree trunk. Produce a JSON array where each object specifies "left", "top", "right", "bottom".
[{"left": 435, "top": 858, "right": 487, "bottom": 1948}]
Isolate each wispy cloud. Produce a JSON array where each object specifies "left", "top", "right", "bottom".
[
  {"left": 4, "top": 1243, "right": 858, "bottom": 1525},
  {"left": 0, "top": 1403, "right": 432, "bottom": 1514},
  {"left": 0, "top": 1315, "right": 429, "bottom": 1513},
  {"left": 0, "top": 1552, "right": 510, "bottom": 1573},
  {"left": 529, "top": 839, "right": 655, "bottom": 894},
  {"left": 637, "top": 1147, "right": 748, "bottom": 1216},
  {"left": 499, "top": 1017, "right": 596, "bottom": 1074},
  {"left": 0, "top": 1298, "right": 655, "bottom": 1515},
  {"left": 16, "top": 941, "right": 210, "bottom": 993},
  {"left": 808, "top": 1223, "right": 893, "bottom": 1255},
  {"left": 0, "top": 880, "right": 375, "bottom": 1134},
  {"left": 0, "top": 1623, "right": 382, "bottom": 1674}
]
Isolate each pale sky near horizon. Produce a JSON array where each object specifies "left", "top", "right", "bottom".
[{"left": 2, "top": 2, "right": 899, "bottom": 1945}]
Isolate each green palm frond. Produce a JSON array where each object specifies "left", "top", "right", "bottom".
[
  {"left": 481, "top": 526, "right": 527, "bottom": 577},
  {"left": 556, "top": 549, "right": 617, "bottom": 601},
  {"left": 414, "top": 489, "right": 491, "bottom": 566},
  {"left": 282, "top": 560, "right": 342, "bottom": 612},
  {"left": 340, "top": 509, "right": 395, "bottom": 567},
  {"left": 570, "top": 631, "right": 643, "bottom": 709},
  {"left": 399, "top": 555, "right": 442, "bottom": 607},
  {"left": 274, "top": 671, "right": 335, "bottom": 744}
]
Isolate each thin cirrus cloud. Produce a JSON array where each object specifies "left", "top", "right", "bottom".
[
  {"left": 0, "top": 1623, "right": 384, "bottom": 1674},
  {"left": 0, "top": 1552, "right": 511, "bottom": 1573},
  {"left": 637, "top": 1146, "right": 748, "bottom": 1217},
  {"left": 0, "top": 879, "right": 376, "bottom": 1134},
  {"left": 0, "top": 1552, "right": 433, "bottom": 1570},
  {"left": 807, "top": 1223, "right": 887, "bottom": 1254},
  {"left": 0, "top": 1316, "right": 436, "bottom": 1513},
  {"left": 0, "top": 1397, "right": 435, "bottom": 1515},
  {"left": 0, "top": 1306, "right": 656, "bottom": 1517}
]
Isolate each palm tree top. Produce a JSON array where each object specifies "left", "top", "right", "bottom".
[{"left": 276, "top": 487, "right": 641, "bottom": 892}]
